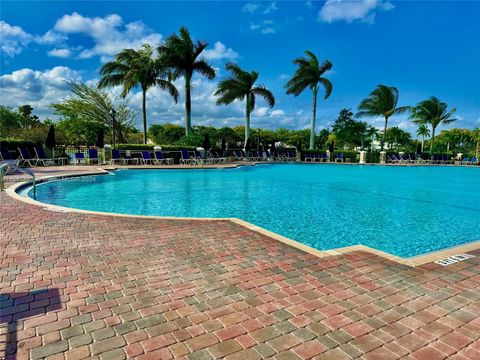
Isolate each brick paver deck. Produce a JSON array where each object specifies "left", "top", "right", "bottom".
[{"left": 1, "top": 191, "right": 479, "bottom": 359}]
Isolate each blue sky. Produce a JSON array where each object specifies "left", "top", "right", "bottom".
[{"left": 1, "top": 0, "right": 479, "bottom": 136}]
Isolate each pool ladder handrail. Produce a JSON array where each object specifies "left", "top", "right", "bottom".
[{"left": 0, "top": 162, "right": 36, "bottom": 199}]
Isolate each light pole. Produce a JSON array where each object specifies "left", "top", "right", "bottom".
[{"left": 110, "top": 108, "right": 116, "bottom": 148}]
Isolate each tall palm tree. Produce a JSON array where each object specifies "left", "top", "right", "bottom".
[
  {"left": 410, "top": 96, "right": 456, "bottom": 154},
  {"left": 285, "top": 51, "right": 332, "bottom": 150},
  {"left": 99, "top": 44, "right": 179, "bottom": 144},
  {"left": 416, "top": 124, "right": 430, "bottom": 153},
  {"left": 215, "top": 62, "right": 275, "bottom": 149},
  {"left": 158, "top": 27, "right": 216, "bottom": 137},
  {"left": 473, "top": 127, "right": 480, "bottom": 158},
  {"left": 356, "top": 85, "right": 410, "bottom": 151}
]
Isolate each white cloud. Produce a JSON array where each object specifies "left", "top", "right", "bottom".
[
  {"left": 53, "top": 12, "right": 162, "bottom": 60},
  {"left": 254, "top": 107, "right": 269, "bottom": 117},
  {"left": 250, "top": 20, "right": 277, "bottom": 34},
  {"left": 242, "top": 3, "right": 259, "bottom": 13},
  {"left": 203, "top": 41, "right": 239, "bottom": 61},
  {"left": 271, "top": 109, "right": 285, "bottom": 117},
  {"left": 48, "top": 48, "right": 72, "bottom": 58},
  {"left": 0, "top": 67, "right": 81, "bottom": 117},
  {"left": 0, "top": 21, "right": 33, "bottom": 56},
  {"left": 263, "top": 2, "right": 278, "bottom": 14},
  {"left": 318, "top": 0, "right": 394, "bottom": 24}
]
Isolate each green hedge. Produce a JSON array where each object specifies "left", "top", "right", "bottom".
[
  {"left": 116, "top": 144, "right": 198, "bottom": 151},
  {"left": 0, "top": 138, "right": 42, "bottom": 149}
]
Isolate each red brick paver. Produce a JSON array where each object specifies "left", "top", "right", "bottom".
[{"left": 1, "top": 191, "right": 479, "bottom": 359}]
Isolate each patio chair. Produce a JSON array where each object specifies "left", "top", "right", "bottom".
[
  {"left": 110, "top": 149, "right": 125, "bottom": 165},
  {"left": 233, "top": 150, "right": 244, "bottom": 161},
  {"left": 154, "top": 150, "right": 173, "bottom": 165},
  {"left": 87, "top": 148, "right": 100, "bottom": 165},
  {"left": 1, "top": 147, "right": 13, "bottom": 161},
  {"left": 17, "top": 147, "right": 37, "bottom": 166},
  {"left": 74, "top": 153, "right": 86, "bottom": 165},
  {"left": 335, "top": 153, "right": 344, "bottom": 163},
  {"left": 304, "top": 153, "right": 313, "bottom": 162},
  {"left": 141, "top": 151, "right": 156, "bottom": 165},
  {"left": 180, "top": 149, "right": 195, "bottom": 165},
  {"left": 471, "top": 157, "right": 478, "bottom": 165},
  {"left": 212, "top": 151, "right": 227, "bottom": 163},
  {"left": 442, "top": 155, "right": 451, "bottom": 164},
  {"left": 34, "top": 146, "right": 57, "bottom": 166}
]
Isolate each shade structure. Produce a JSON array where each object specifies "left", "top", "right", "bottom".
[
  {"left": 416, "top": 142, "right": 422, "bottom": 154},
  {"left": 96, "top": 128, "right": 105, "bottom": 149},
  {"left": 221, "top": 136, "right": 226, "bottom": 152},
  {"left": 45, "top": 125, "right": 56, "bottom": 149},
  {"left": 203, "top": 134, "right": 211, "bottom": 150},
  {"left": 329, "top": 141, "right": 334, "bottom": 153}
]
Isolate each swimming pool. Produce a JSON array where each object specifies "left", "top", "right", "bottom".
[{"left": 26, "top": 164, "right": 480, "bottom": 258}]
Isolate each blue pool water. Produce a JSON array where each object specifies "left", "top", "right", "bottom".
[{"left": 27, "top": 164, "right": 480, "bottom": 258}]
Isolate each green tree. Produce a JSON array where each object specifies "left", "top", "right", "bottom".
[
  {"left": 51, "top": 81, "right": 135, "bottom": 144},
  {"left": 158, "top": 27, "right": 216, "bottom": 137},
  {"left": 410, "top": 96, "right": 456, "bottom": 154},
  {"left": 384, "top": 127, "right": 412, "bottom": 150},
  {"left": 473, "top": 128, "right": 480, "bottom": 158},
  {"left": 215, "top": 63, "right": 275, "bottom": 149},
  {"left": 99, "top": 44, "right": 179, "bottom": 144},
  {"left": 416, "top": 124, "right": 430, "bottom": 153},
  {"left": 285, "top": 51, "right": 332, "bottom": 150},
  {"left": 148, "top": 124, "right": 185, "bottom": 144},
  {"left": 0, "top": 106, "right": 23, "bottom": 137},
  {"left": 356, "top": 85, "right": 410, "bottom": 151}
]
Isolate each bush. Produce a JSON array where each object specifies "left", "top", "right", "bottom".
[{"left": 116, "top": 144, "right": 198, "bottom": 151}]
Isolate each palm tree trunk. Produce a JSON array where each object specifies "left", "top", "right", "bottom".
[
  {"left": 185, "top": 76, "right": 192, "bottom": 137},
  {"left": 421, "top": 137, "right": 424, "bottom": 153},
  {"left": 477, "top": 140, "right": 479, "bottom": 158},
  {"left": 142, "top": 90, "right": 147, "bottom": 144},
  {"left": 309, "top": 88, "right": 318, "bottom": 150},
  {"left": 430, "top": 126, "right": 436, "bottom": 154},
  {"left": 381, "top": 116, "right": 388, "bottom": 151},
  {"left": 244, "top": 95, "right": 250, "bottom": 150}
]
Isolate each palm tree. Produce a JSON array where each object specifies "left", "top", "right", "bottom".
[
  {"left": 410, "top": 97, "right": 456, "bottom": 154},
  {"left": 285, "top": 51, "right": 332, "bottom": 150},
  {"left": 158, "top": 27, "right": 216, "bottom": 136},
  {"left": 473, "top": 128, "right": 480, "bottom": 158},
  {"left": 416, "top": 124, "right": 430, "bottom": 153},
  {"left": 99, "top": 44, "right": 179, "bottom": 144},
  {"left": 356, "top": 85, "right": 410, "bottom": 151},
  {"left": 215, "top": 63, "right": 275, "bottom": 149}
]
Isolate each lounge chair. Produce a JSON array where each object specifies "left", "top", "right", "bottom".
[
  {"left": 304, "top": 153, "right": 313, "bottom": 162},
  {"left": 233, "top": 150, "right": 244, "bottom": 161},
  {"left": 87, "top": 148, "right": 100, "bottom": 165},
  {"left": 471, "top": 157, "right": 478, "bottom": 165},
  {"left": 110, "top": 149, "right": 124, "bottom": 165},
  {"left": 33, "top": 146, "right": 57, "bottom": 166},
  {"left": 74, "top": 153, "right": 86, "bottom": 165},
  {"left": 17, "top": 147, "right": 37, "bottom": 166},
  {"left": 335, "top": 153, "right": 344, "bottom": 163},
  {"left": 442, "top": 155, "right": 451, "bottom": 164},
  {"left": 180, "top": 149, "right": 195, "bottom": 165},
  {"left": 154, "top": 151, "right": 173, "bottom": 165},
  {"left": 1, "top": 147, "right": 13, "bottom": 161},
  {"left": 141, "top": 151, "right": 156, "bottom": 165}
]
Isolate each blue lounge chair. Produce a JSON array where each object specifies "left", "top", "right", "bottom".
[
  {"left": 180, "top": 149, "right": 195, "bottom": 165},
  {"left": 109, "top": 149, "right": 124, "bottom": 165},
  {"left": 74, "top": 153, "right": 86, "bottom": 165},
  {"left": 33, "top": 146, "right": 57, "bottom": 166},
  {"left": 141, "top": 151, "right": 156, "bottom": 165},
  {"left": 154, "top": 150, "right": 172, "bottom": 165},
  {"left": 471, "top": 157, "right": 478, "bottom": 165},
  {"left": 304, "top": 153, "right": 313, "bottom": 162},
  {"left": 1, "top": 147, "right": 13, "bottom": 161},
  {"left": 18, "top": 147, "right": 37, "bottom": 166},
  {"left": 87, "top": 148, "right": 100, "bottom": 165},
  {"left": 335, "top": 153, "right": 344, "bottom": 163},
  {"left": 233, "top": 150, "right": 244, "bottom": 161}
]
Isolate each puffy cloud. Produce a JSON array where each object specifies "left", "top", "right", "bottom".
[
  {"left": 253, "top": 107, "right": 269, "bottom": 117},
  {"left": 47, "top": 48, "right": 72, "bottom": 58},
  {"left": 270, "top": 109, "right": 285, "bottom": 117},
  {"left": 0, "top": 66, "right": 81, "bottom": 116},
  {"left": 0, "top": 21, "right": 32, "bottom": 56},
  {"left": 249, "top": 20, "right": 277, "bottom": 34},
  {"left": 242, "top": 3, "right": 259, "bottom": 13},
  {"left": 318, "top": 0, "right": 394, "bottom": 24},
  {"left": 263, "top": 2, "right": 278, "bottom": 14},
  {"left": 202, "top": 41, "right": 239, "bottom": 61},
  {"left": 53, "top": 12, "right": 162, "bottom": 60}
]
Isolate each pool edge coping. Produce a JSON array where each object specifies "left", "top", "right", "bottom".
[{"left": 5, "top": 167, "right": 480, "bottom": 268}]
